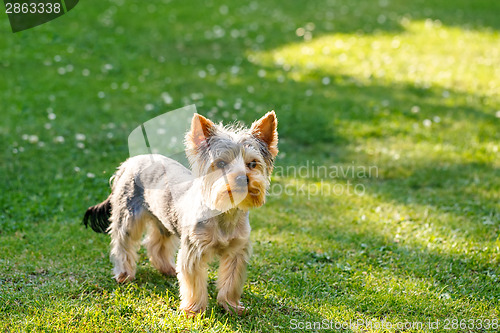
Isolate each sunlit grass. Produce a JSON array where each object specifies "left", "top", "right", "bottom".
[{"left": 252, "top": 19, "right": 500, "bottom": 96}]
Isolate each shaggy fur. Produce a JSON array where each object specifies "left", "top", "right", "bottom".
[{"left": 84, "top": 111, "right": 278, "bottom": 316}]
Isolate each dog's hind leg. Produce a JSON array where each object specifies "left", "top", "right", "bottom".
[
  {"left": 144, "top": 218, "right": 179, "bottom": 276},
  {"left": 109, "top": 207, "right": 147, "bottom": 283}
]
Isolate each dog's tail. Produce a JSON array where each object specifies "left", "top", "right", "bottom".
[{"left": 83, "top": 195, "right": 112, "bottom": 233}]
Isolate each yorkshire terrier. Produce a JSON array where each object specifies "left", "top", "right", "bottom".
[{"left": 83, "top": 111, "right": 278, "bottom": 316}]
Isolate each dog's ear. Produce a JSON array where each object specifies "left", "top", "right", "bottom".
[
  {"left": 187, "top": 113, "right": 215, "bottom": 148},
  {"left": 251, "top": 110, "right": 278, "bottom": 157}
]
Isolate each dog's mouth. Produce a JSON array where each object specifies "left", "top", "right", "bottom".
[
  {"left": 223, "top": 184, "right": 248, "bottom": 207},
  {"left": 226, "top": 184, "right": 248, "bottom": 195},
  {"left": 217, "top": 181, "right": 266, "bottom": 211},
  {"left": 248, "top": 188, "right": 261, "bottom": 196},
  {"left": 229, "top": 188, "right": 247, "bottom": 194}
]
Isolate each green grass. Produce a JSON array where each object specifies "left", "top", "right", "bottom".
[{"left": 1, "top": 0, "right": 499, "bottom": 332}]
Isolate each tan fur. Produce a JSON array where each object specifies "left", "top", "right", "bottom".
[
  {"left": 109, "top": 211, "right": 148, "bottom": 283},
  {"left": 250, "top": 111, "right": 279, "bottom": 158},
  {"left": 144, "top": 224, "right": 179, "bottom": 276},
  {"left": 217, "top": 241, "right": 251, "bottom": 315}
]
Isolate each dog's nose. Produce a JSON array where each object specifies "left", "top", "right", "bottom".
[{"left": 235, "top": 175, "right": 248, "bottom": 187}]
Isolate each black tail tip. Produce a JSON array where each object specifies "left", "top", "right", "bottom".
[{"left": 83, "top": 198, "right": 111, "bottom": 233}]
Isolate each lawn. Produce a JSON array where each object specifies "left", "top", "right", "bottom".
[{"left": 1, "top": 0, "right": 499, "bottom": 332}]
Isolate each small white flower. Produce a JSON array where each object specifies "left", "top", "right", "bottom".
[
  {"left": 75, "top": 133, "right": 86, "bottom": 141},
  {"left": 440, "top": 293, "right": 451, "bottom": 300},
  {"left": 28, "top": 135, "right": 39, "bottom": 144},
  {"left": 433, "top": 116, "right": 441, "bottom": 123},
  {"left": 77, "top": 142, "right": 85, "bottom": 149},
  {"left": 86, "top": 172, "right": 95, "bottom": 178},
  {"left": 161, "top": 92, "right": 173, "bottom": 105},
  {"left": 230, "top": 29, "right": 240, "bottom": 38},
  {"left": 48, "top": 113, "right": 56, "bottom": 120},
  {"left": 296, "top": 27, "right": 305, "bottom": 37},
  {"left": 411, "top": 106, "right": 420, "bottom": 113},
  {"left": 145, "top": 104, "right": 154, "bottom": 111},
  {"left": 423, "top": 119, "right": 432, "bottom": 127},
  {"left": 190, "top": 93, "right": 203, "bottom": 100},
  {"left": 230, "top": 66, "right": 240, "bottom": 75},
  {"left": 219, "top": 5, "right": 228, "bottom": 15},
  {"left": 54, "top": 136, "right": 65, "bottom": 143},
  {"left": 74, "top": 166, "right": 81, "bottom": 172}
]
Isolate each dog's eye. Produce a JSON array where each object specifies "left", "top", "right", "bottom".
[
  {"left": 216, "top": 160, "right": 227, "bottom": 169},
  {"left": 247, "top": 160, "right": 257, "bottom": 169}
]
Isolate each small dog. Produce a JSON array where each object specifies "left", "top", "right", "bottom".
[{"left": 83, "top": 111, "right": 278, "bottom": 316}]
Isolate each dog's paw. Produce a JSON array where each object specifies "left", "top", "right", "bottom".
[
  {"left": 232, "top": 304, "right": 247, "bottom": 316},
  {"left": 160, "top": 265, "right": 177, "bottom": 277},
  {"left": 219, "top": 301, "right": 247, "bottom": 316},
  {"left": 115, "top": 272, "right": 134, "bottom": 283},
  {"left": 181, "top": 306, "right": 206, "bottom": 318}
]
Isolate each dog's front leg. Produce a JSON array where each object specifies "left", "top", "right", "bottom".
[
  {"left": 177, "top": 238, "right": 209, "bottom": 316},
  {"left": 217, "top": 242, "right": 251, "bottom": 315}
]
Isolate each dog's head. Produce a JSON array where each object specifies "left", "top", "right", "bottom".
[{"left": 185, "top": 111, "right": 278, "bottom": 212}]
